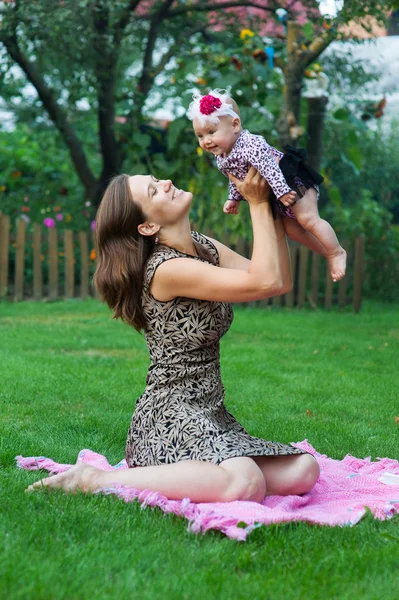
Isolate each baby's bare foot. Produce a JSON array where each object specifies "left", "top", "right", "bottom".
[
  {"left": 327, "top": 247, "right": 347, "bottom": 282},
  {"left": 25, "top": 463, "right": 101, "bottom": 494}
]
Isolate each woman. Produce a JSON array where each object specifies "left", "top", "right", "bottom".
[{"left": 27, "top": 167, "right": 319, "bottom": 502}]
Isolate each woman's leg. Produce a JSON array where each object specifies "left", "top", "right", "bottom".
[
  {"left": 282, "top": 216, "right": 326, "bottom": 255},
  {"left": 25, "top": 456, "right": 266, "bottom": 503},
  {"left": 254, "top": 453, "right": 320, "bottom": 496},
  {"left": 291, "top": 188, "right": 347, "bottom": 282}
]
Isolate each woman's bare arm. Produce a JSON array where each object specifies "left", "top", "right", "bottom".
[
  {"left": 206, "top": 182, "right": 291, "bottom": 293},
  {"left": 204, "top": 235, "right": 250, "bottom": 271},
  {"left": 151, "top": 257, "right": 281, "bottom": 303},
  {"left": 273, "top": 216, "right": 292, "bottom": 294},
  {"left": 151, "top": 167, "right": 284, "bottom": 303},
  {"left": 201, "top": 169, "right": 273, "bottom": 272},
  {"left": 203, "top": 219, "right": 291, "bottom": 293}
]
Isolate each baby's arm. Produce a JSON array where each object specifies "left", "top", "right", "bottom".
[
  {"left": 224, "top": 199, "right": 240, "bottom": 214},
  {"left": 228, "top": 179, "right": 244, "bottom": 203},
  {"left": 223, "top": 179, "right": 244, "bottom": 214}
]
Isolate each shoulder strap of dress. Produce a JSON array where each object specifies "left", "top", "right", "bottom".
[
  {"left": 143, "top": 233, "right": 219, "bottom": 292},
  {"left": 192, "top": 231, "right": 220, "bottom": 266},
  {"left": 143, "top": 246, "right": 181, "bottom": 291}
]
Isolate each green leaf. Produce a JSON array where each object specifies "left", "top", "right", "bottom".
[
  {"left": 333, "top": 108, "right": 350, "bottom": 121},
  {"left": 132, "top": 132, "right": 151, "bottom": 150},
  {"left": 329, "top": 186, "right": 343, "bottom": 207},
  {"left": 303, "top": 22, "right": 313, "bottom": 41},
  {"left": 340, "top": 152, "right": 360, "bottom": 176},
  {"left": 346, "top": 146, "right": 362, "bottom": 170},
  {"left": 347, "top": 130, "right": 358, "bottom": 146},
  {"left": 167, "top": 119, "right": 189, "bottom": 152}
]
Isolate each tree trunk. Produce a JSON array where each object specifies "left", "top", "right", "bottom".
[
  {"left": 277, "top": 21, "right": 305, "bottom": 149},
  {"left": 277, "top": 69, "right": 303, "bottom": 148},
  {"left": 89, "top": 175, "right": 110, "bottom": 209},
  {"left": 306, "top": 96, "right": 328, "bottom": 172}
]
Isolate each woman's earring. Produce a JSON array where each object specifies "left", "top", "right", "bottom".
[{"left": 155, "top": 234, "right": 159, "bottom": 244}]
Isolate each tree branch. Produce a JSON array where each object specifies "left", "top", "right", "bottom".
[
  {"left": 112, "top": 0, "right": 143, "bottom": 45},
  {"left": 91, "top": 0, "right": 120, "bottom": 177},
  {"left": 301, "top": 32, "right": 334, "bottom": 68},
  {"left": 136, "top": 0, "right": 175, "bottom": 99},
  {"left": 153, "top": 23, "right": 208, "bottom": 79},
  {"left": 165, "top": 1, "right": 276, "bottom": 19},
  {"left": 0, "top": 32, "right": 97, "bottom": 193}
]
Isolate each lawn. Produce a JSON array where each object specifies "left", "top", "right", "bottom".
[{"left": 1, "top": 300, "right": 398, "bottom": 600}]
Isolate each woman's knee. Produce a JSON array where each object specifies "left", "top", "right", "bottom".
[
  {"left": 221, "top": 459, "right": 266, "bottom": 503},
  {"left": 290, "top": 454, "right": 320, "bottom": 494},
  {"left": 229, "top": 472, "right": 266, "bottom": 503}
]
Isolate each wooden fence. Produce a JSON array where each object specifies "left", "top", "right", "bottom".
[{"left": 0, "top": 215, "right": 365, "bottom": 311}]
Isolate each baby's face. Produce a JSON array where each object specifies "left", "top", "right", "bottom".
[{"left": 193, "top": 116, "right": 241, "bottom": 157}]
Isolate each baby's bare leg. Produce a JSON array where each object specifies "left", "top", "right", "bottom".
[
  {"left": 291, "top": 189, "right": 346, "bottom": 281},
  {"left": 282, "top": 216, "right": 326, "bottom": 255}
]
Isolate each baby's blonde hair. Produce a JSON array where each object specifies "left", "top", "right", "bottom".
[{"left": 225, "top": 96, "right": 240, "bottom": 117}]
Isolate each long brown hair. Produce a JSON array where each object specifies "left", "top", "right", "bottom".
[
  {"left": 93, "top": 173, "right": 215, "bottom": 332},
  {"left": 93, "top": 174, "right": 154, "bottom": 332}
]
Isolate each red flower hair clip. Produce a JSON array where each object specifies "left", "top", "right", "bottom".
[{"left": 199, "top": 94, "right": 222, "bottom": 115}]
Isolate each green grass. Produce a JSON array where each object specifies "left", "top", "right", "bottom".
[{"left": 1, "top": 300, "right": 399, "bottom": 600}]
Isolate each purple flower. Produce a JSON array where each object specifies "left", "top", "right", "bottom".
[
  {"left": 85, "top": 201, "right": 91, "bottom": 207},
  {"left": 43, "top": 217, "right": 56, "bottom": 228},
  {"left": 90, "top": 220, "right": 96, "bottom": 231},
  {"left": 56, "top": 213, "right": 64, "bottom": 221},
  {"left": 21, "top": 215, "right": 31, "bottom": 223}
]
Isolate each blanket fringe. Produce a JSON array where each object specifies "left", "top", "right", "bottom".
[
  {"left": 16, "top": 441, "right": 399, "bottom": 540},
  {"left": 16, "top": 455, "right": 73, "bottom": 473}
]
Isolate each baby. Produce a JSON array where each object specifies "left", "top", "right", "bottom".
[{"left": 188, "top": 89, "right": 347, "bottom": 282}]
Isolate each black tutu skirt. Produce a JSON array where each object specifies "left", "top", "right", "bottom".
[{"left": 272, "top": 146, "right": 324, "bottom": 219}]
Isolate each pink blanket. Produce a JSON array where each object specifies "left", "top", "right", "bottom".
[{"left": 16, "top": 440, "right": 399, "bottom": 541}]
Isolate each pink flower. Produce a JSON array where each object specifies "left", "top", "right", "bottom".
[
  {"left": 90, "top": 220, "right": 96, "bottom": 231},
  {"left": 43, "top": 217, "right": 56, "bottom": 228},
  {"left": 56, "top": 213, "right": 64, "bottom": 221},
  {"left": 199, "top": 94, "right": 222, "bottom": 115}
]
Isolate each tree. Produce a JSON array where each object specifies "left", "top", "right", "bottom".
[
  {"left": 0, "top": 1, "right": 394, "bottom": 210},
  {"left": 0, "top": 0, "right": 301, "bottom": 207},
  {"left": 276, "top": 2, "right": 395, "bottom": 148}
]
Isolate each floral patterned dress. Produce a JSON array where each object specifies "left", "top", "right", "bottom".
[{"left": 125, "top": 232, "right": 305, "bottom": 466}]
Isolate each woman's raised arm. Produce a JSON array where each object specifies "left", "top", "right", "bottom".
[
  {"left": 151, "top": 168, "right": 286, "bottom": 303},
  {"left": 205, "top": 172, "right": 292, "bottom": 292}
]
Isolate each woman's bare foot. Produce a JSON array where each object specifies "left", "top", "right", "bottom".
[
  {"left": 25, "top": 463, "right": 102, "bottom": 494},
  {"left": 327, "top": 247, "right": 347, "bottom": 282}
]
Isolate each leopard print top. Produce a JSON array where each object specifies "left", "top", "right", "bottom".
[{"left": 216, "top": 129, "right": 293, "bottom": 202}]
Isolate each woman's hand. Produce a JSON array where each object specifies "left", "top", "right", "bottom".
[{"left": 228, "top": 166, "right": 270, "bottom": 206}]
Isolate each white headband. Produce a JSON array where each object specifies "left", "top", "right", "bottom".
[{"left": 187, "top": 89, "right": 240, "bottom": 126}]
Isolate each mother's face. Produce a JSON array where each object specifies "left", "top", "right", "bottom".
[{"left": 128, "top": 175, "right": 192, "bottom": 228}]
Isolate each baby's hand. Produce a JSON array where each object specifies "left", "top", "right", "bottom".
[
  {"left": 223, "top": 199, "right": 240, "bottom": 215},
  {"left": 279, "top": 190, "right": 297, "bottom": 207}
]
